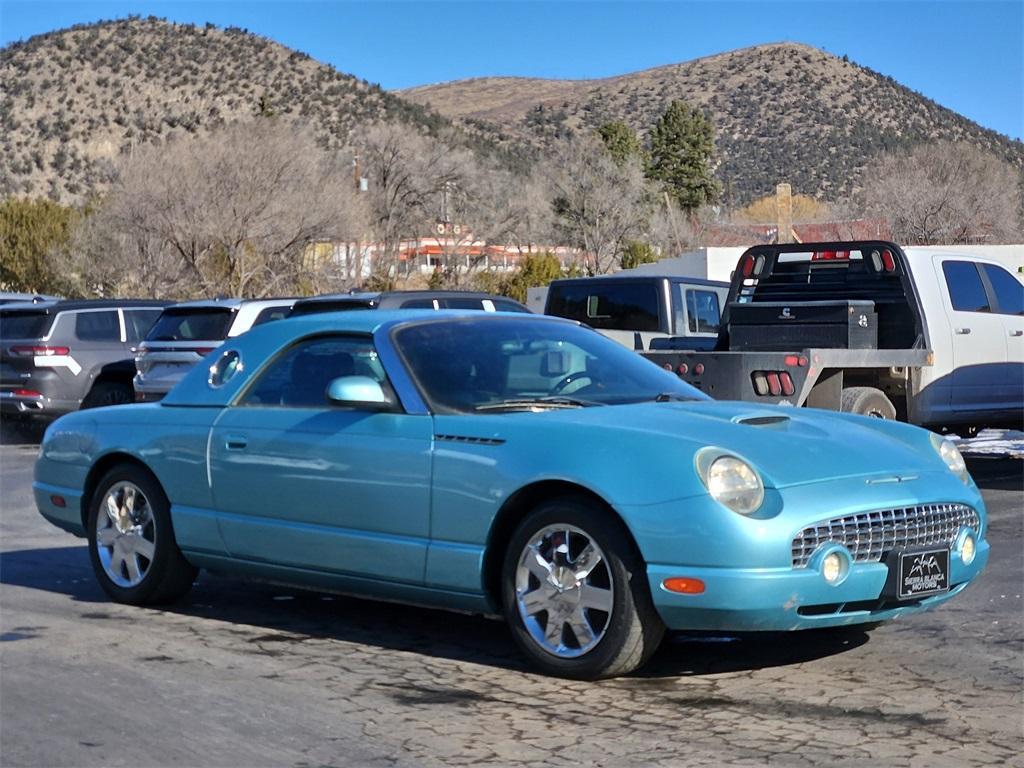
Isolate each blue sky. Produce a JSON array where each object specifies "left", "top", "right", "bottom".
[{"left": 2, "top": 1, "right": 1021, "bottom": 139}]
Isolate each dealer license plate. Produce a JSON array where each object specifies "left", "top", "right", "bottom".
[{"left": 896, "top": 548, "right": 950, "bottom": 599}]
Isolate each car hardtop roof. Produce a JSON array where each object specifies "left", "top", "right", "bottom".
[
  {"left": 0, "top": 298, "right": 169, "bottom": 313},
  {"left": 548, "top": 275, "right": 728, "bottom": 288},
  {"left": 283, "top": 307, "right": 575, "bottom": 334}
]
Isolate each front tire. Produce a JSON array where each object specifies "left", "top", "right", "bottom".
[
  {"left": 87, "top": 465, "right": 197, "bottom": 605},
  {"left": 501, "top": 497, "right": 665, "bottom": 679}
]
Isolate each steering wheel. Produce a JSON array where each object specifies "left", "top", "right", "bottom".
[{"left": 552, "top": 372, "right": 593, "bottom": 394}]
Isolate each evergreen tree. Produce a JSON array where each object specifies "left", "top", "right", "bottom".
[
  {"left": 647, "top": 100, "right": 720, "bottom": 211},
  {"left": 597, "top": 121, "right": 642, "bottom": 166}
]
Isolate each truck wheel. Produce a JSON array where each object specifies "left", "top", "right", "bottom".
[
  {"left": 841, "top": 387, "right": 897, "bottom": 419},
  {"left": 82, "top": 380, "right": 133, "bottom": 409}
]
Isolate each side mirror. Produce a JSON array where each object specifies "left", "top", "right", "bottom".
[{"left": 326, "top": 376, "right": 395, "bottom": 411}]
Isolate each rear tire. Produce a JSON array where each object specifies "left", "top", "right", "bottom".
[
  {"left": 841, "top": 386, "right": 897, "bottom": 420},
  {"left": 82, "top": 380, "right": 133, "bottom": 409},
  {"left": 87, "top": 465, "right": 197, "bottom": 605},
  {"left": 501, "top": 497, "right": 665, "bottom": 679}
]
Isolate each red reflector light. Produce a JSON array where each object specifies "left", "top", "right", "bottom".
[
  {"left": 780, "top": 372, "right": 795, "bottom": 396},
  {"left": 784, "top": 354, "right": 799, "bottom": 367},
  {"left": 10, "top": 345, "right": 70, "bottom": 356},
  {"left": 693, "top": 363, "right": 705, "bottom": 375},
  {"left": 663, "top": 363, "right": 673, "bottom": 371},
  {"left": 740, "top": 254, "right": 754, "bottom": 277},
  {"left": 881, "top": 249, "right": 895, "bottom": 272},
  {"left": 194, "top": 348, "right": 215, "bottom": 356},
  {"left": 50, "top": 495, "right": 66, "bottom": 508},
  {"left": 798, "top": 355, "right": 808, "bottom": 367},
  {"left": 766, "top": 372, "right": 782, "bottom": 396},
  {"left": 677, "top": 363, "right": 689, "bottom": 375},
  {"left": 13, "top": 389, "right": 42, "bottom": 398},
  {"left": 663, "top": 577, "right": 705, "bottom": 595}
]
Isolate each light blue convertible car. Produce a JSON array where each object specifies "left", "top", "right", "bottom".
[{"left": 34, "top": 311, "right": 988, "bottom": 678}]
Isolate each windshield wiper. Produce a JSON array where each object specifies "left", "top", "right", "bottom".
[{"left": 475, "top": 396, "right": 604, "bottom": 412}]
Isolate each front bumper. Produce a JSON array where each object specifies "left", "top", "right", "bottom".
[{"left": 647, "top": 538, "right": 989, "bottom": 631}]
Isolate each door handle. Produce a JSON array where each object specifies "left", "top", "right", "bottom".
[
  {"left": 224, "top": 435, "right": 248, "bottom": 451},
  {"left": 954, "top": 327, "right": 971, "bottom": 335},
  {"left": 1011, "top": 330, "right": 1023, "bottom": 337}
]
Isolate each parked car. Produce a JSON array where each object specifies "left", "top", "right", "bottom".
[
  {"left": 288, "top": 290, "right": 530, "bottom": 317},
  {"left": 133, "top": 298, "right": 295, "bottom": 402},
  {"left": 35, "top": 311, "right": 987, "bottom": 678},
  {"left": 0, "top": 299, "right": 167, "bottom": 419},
  {"left": 0, "top": 291, "right": 59, "bottom": 306},
  {"left": 548, "top": 241, "right": 1023, "bottom": 431},
  {"left": 543, "top": 276, "right": 729, "bottom": 350}
]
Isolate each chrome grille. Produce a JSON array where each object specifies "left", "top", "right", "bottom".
[{"left": 791, "top": 503, "right": 980, "bottom": 568}]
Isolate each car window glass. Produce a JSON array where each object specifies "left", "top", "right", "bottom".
[
  {"left": 242, "top": 336, "right": 394, "bottom": 408},
  {"left": 685, "top": 289, "right": 721, "bottom": 334},
  {"left": 75, "top": 310, "right": 121, "bottom": 341},
  {"left": 546, "top": 283, "right": 660, "bottom": 332},
  {"left": 492, "top": 299, "right": 530, "bottom": 314},
  {"left": 395, "top": 318, "right": 707, "bottom": 414},
  {"left": 982, "top": 264, "right": 1024, "bottom": 316},
  {"left": 0, "top": 311, "right": 52, "bottom": 339},
  {"left": 124, "top": 309, "right": 162, "bottom": 343},
  {"left": 400, "top": 298, "right": 437, "bottom": 309},
  {"left": 442, "top": 298, "right": 485, "bottom": 310},
  {"left": 942, "top": 261, "right": 991, "bottom": 313},
  {"left": 147, "top": 308, "right": 235, "bottom": 341},
  {"left": 251, "top": 306, "right": 291, "bottom": 326}
]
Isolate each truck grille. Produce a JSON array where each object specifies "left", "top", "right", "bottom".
[{"left": 791, "top": 503, "right": 980, "bottom": 568}]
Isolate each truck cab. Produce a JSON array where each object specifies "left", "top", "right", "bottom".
[{"left": 544, "top": 276, "right": 729, "bottom": 351}]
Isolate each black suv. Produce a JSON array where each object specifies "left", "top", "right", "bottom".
[
  {"left": 288, "top": 290, "right": 530, "bottom": 317},
  {"left": 1, "top": 299, "right": 167, "bottom": 419}
]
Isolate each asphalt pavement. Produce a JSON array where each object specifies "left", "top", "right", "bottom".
[{"left": 0, "top": 441, "right": 1021, "bottom": 768}]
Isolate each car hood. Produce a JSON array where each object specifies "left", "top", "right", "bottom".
[{"left": 476, "top": 399, "right": 946, "bottom": 490}]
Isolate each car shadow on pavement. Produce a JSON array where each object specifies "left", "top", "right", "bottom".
[
  {"left": 965, "top": 457, "right": 1023, "bottom": 492},
  {"left": 2, "top": 544, "right": 869, "bottom": 678}
]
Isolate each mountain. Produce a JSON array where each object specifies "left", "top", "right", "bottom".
[
  {"left": 0, "top": 17, "right": 463, "bottom": 202},
  {"left": 401, "top": 43, "right": 1024, "bottom": 204}
]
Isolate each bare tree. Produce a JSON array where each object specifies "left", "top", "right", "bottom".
[
  {"left": 545, "top": 136, "right": 648, "bottom": 274},
  {"left": 862, "top": 142, "right": 1023, "bottom": 245},
  {"left": 354, "top": 122, "right": 471, "bottom": 283},
  {"left": 67, "top": 120, "right": 366, "bottom": 298}
]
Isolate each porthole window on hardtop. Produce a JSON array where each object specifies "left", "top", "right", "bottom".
[
  {"left": 546, "top": 283, "right": 660, "bottom": 332},
  {"left": 209, "top": 349, "right": 243, "bottom": 388}
]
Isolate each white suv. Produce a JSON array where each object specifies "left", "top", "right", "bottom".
[{"left": 133, "top": 298, "right": 295, "bottom": 401}]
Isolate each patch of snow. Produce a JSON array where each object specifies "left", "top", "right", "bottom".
[{"left": 948, "top": 429, "right": 1024, "bottom": 458}]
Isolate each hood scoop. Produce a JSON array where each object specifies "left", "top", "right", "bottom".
[{"left": 732, "top": 414, "right": 791, "bottom": 430}]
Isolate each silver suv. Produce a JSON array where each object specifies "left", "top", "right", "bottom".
[
  {"left": 133, "top": 298, "right": 295, "bottom": 401},
  {"left": 1, "top": 299, "right": 167, "bottom": 419}
]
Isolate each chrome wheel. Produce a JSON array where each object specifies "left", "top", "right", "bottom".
[
  {"left": 95, "top": 481, "right": 157, "bottom": 588},
  {"left": 515, "top": 524, "right": 614, "bottom": 658}
]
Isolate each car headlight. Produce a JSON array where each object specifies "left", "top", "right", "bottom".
[
  {"left": 931, "top": 435, "right": 969, "bottom": 484},
  {"left": 704, "top": 455, "right": 764, "bottom": 515}
]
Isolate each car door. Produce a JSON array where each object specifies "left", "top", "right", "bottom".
[
  {"left": 207, "top": 334, "right": 433, "bottom": 584},
  {"left": 938, "top": 260, "right": 1008, "bottom": 414},
  {"left": 980, "top": 263, "right": 1024, "bottom": 412}
]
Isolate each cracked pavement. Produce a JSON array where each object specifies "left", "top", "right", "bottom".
[{"left": 1, "top": 442, "right": 1021, "bottom": 767}]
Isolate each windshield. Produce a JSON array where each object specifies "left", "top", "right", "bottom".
[
  {"left": 146, "top": 308, "right": 235, "bottom": 342},
  {"left": 0, "top": 310, "right": 53, "bottom": 340},
  {"left": 393, "top": 317, "right": 708, "bottom": 414}
]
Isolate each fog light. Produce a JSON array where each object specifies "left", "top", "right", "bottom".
[
  {"left": 961, "top": 534, "right": 976, "bottom": 565},
  {"left": 823, "top": 552, "right": 843, "bottom": 584}
]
